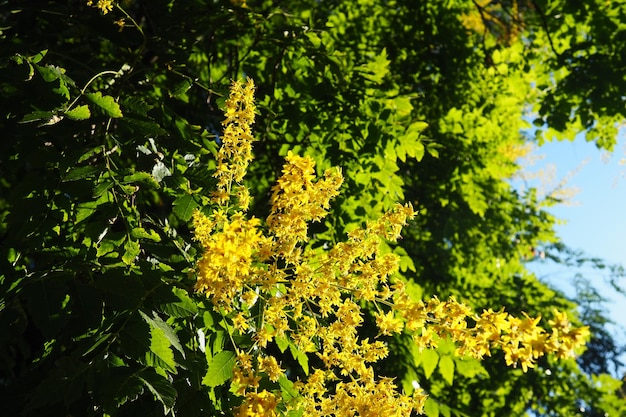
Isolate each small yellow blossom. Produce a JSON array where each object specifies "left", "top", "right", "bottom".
[
  {"left": 87, "top": 0, "right": 114, "bottom": 14},
  {"left": 259, "top": 355, "right": 284, "bottom": 382},
  {"left": 235, "top": 390, "right": 278, "bottom": 417},
  {"left": 375, "top": 310, "right": 404, "bottom": 336}
]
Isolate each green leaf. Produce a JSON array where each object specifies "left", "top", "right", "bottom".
[
  {"left": 64, "top": 165, "right": 101, "bottom": 181},
  {"left": 123, "top": 171, "right": 161, "bottom": 188},
  {"left": 360, "top": 48, "right": 390, "bottom": 83},
  {"left": 93, "top": 181, "right": 114, "bottom": 197},
  {"left": 306, "top": 32, "right": 321, "bottom": 48},
  {"left": 138, "top": 370, "right": 178, "bottom": 413},
  {"left": 131, "top": 227, "right": 161, "bottom": 242},
  {"left": 438, "top": 355, "right": 454, "bottom": 385},
  {"left": 172, "top": 194, "right": 199, "bottom": 222},
  {"left": 29, "top": 49, "right": 48, "bottom": 64},
  {"left": 454, "top": 357, "right": 487, "bottom": 378},
  {"left": 275, "top": 334, "right": 289, "bottom": 353},
  {"left": 159, "top": 287, "right": 198, "bottom": 318},
  {"left": 424, "top": 397, "right": 440, "bottom": 417},
  {"left": 82, "top": 332, "right": 114, "bottom": 357},
  {"left": 202, "top": 351, "right": 236, "bottom": 387},
  {"left": 140, "top": 310, "right": 185, "bottom": 358},
  {"left": 35, "top": 64, "right": 73, "bottom": 99},
  {"left": 122, "top": 239, "right": 141, "bottom": 265},
  {"left": 75, "top": 201, "right": 99, "bottom": 224},
  {"left": 421, "top": 348, "right": 439, "bottom": 379},
  {"left": 279, "top": 375, "right": 300, "bottom": 403},
  {"left": 395, "top": 246, "right": 416, "bottom": 272},
  {"left": 289, "top": 340, "right": 309, "bottom": 375},
  {"left": 146, "top": 325, "right": 177, "bottom": 373},
  {"left": 65, "top": 105, "right": 91, "bottom": 120},
  {"left": 169, "top": 78, "right": 193, "bottom": 97},
  {"left": 86, "top": 92, "right": 123, "bottom": 118},
  {"left": 20, "top": 110, "right": 56, "bottom": 124},
  {"left": 95, "top": 367, "right": 144, "bottom": 413}
]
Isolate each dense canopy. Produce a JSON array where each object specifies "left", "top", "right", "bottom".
[{"left": 1, "top": 1, "right": 626, "bottom": 416}]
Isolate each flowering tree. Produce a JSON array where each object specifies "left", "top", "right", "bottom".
[
  {"left": 189, "top": 78, "right": 589, "bottom": 416},
  {"left": 2, "top": 1, "right": 626, "bottom": 416}
]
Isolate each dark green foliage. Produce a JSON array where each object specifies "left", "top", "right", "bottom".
[{"left": 1, "top": 1, "right": 626, "bottom": 416}]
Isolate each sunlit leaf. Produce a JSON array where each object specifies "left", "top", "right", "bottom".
[{"left": 202, "top": 351, "right": 236, "bottom": 387}]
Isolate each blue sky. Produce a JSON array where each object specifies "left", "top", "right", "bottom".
[{"left": 521, "top": 134, "right": 626, "bottom": 361}]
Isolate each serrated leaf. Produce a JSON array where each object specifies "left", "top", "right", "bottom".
[
  {"left": 146, "top": 325, "right": 177, "bottom": 373},
  {"left": 202, "top": 351, "right": 236, "bottom": 387},
  {"left": 131, "top": 227, "right": 161, "bottom": 242},
  {"left": 124, "top": 171, "right": 160, "bottom": 188},
  {"left": 288, "top": 340, "right": 309, "bottom": 375},
  {"left": 160, "top": 287, "right": 197, "bottom": 318},
  {"left": 64, "top": 165, "right": 101, "bottom": 181},
  {"left": 138, "top": 370, "right": 178, "bottom": 413},
  {"left": 275, "top": 334, "right": 289, "bottom": 353},
  {"left": 421, "top": 348, "right": 439, "bottom": 379},
  {"left": 86, "top": 92, "right": 123, "bottom": 118},
  {"left": 172, "top": 194, "right": 199, "bottom": 222},
  {"left": 170, "top": 78, "right": 193, "bottom": 97},
  {"left": 279, "top": 375, "right": 300, "bottom": 403},
  {"left": 438, "top": 355, "right": 454, "bottom": 385},
  {"left": 65, "top": 105, "right": 91, "bottom": 120},
  {"left": 140, "top": 310, "right": 185, "bottom": 358},
  {"left": 122, "top": 239, "right": 140, "bottom": 265}
]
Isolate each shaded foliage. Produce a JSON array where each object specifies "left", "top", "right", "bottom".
[{"left": 2, "top": 0, "right": 626, "bottom": 416}]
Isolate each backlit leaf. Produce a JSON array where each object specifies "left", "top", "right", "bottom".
[
  {"left": 86, "top": 92, "right": 123, "bottom": 118},
  {"left": 202, "top": 351, "right": 236, "bottom": 387}
]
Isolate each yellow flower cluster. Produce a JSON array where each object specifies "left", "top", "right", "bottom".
[
  {"left": 87, "top": 0, "right": 114, "bottom": 14},
  {"left": 193, "top": 78, "right": 590, "bottom": 416},
  {"left": 212, "top": 78, "right": 256, "bottom": 208},
  {"left": 234, "top": 390, "right": 278, "bottom": 417},
  {"left": 392, "top": 296, "right": 591, "bottom": 373},
  {"left": 298, "top": 369, "right": 426, "bottom": 417},
  {"left": 267, "top": 151, "right": 343, "bottom": 262},
  {"left": 192, "top": 211, "right": 271, "bottom": 312}
]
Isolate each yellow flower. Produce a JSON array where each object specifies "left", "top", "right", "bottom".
[
  {"left": 267, "top": 152, "right": 343, "bottom": 262},
  {"left": 87, "top": 0, "right": 114, "bottom": 14},
  {"left": 375, "top": 310, "right": 404, "bottom": 336},
  {"left": 259, "top": 355, "right": 284, "bottom": 382},
  {"left": 235, "top": 390, "right": 278, "bottom": 417},
  {"left": 192, "top": 210, "right": 266, "bottom": 310}
]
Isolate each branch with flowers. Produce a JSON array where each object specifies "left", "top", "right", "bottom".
[{"left": 192, "top": 78, "right": 590, "bottom": 416}]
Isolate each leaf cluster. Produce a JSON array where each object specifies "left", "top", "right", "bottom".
[{"left": 1, "top": 1, "right": 626, "bottom": 416}]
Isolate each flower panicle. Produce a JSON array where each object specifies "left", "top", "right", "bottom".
[
  {"left": 213, "top": 77, "right": 257, "bottom": 206},
  {"left": 190, "top": 77, "right": 590, "bottom": 417}
]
